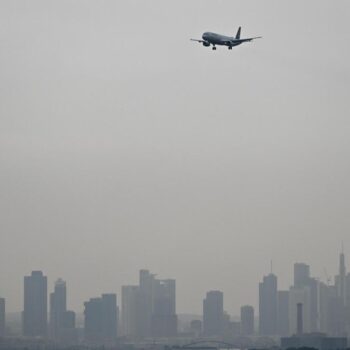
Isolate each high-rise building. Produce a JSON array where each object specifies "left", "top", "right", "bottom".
[
  {"left": 319, "top": 283, "right": 346, "bottom": 336},
  {"left": 277, "top": 290, "right": 289, "bottom": 336},
  {"left": 121, "top": 285, "right": 139, "bottom": 338},
  {"left": 49, "top": 279, "right": 76, "bottom": 343},
  {"left": 294, "top": 263, "right": 310, "bottom": 289},
  {"left": 101, "top": 294, "right": 117, "bottom": 340},
  {"left": 23, "top": 271, "right": 47, "bottom": 337},
  {"left": 50, "top": 278, "right": 67, "bottom": 339},
  {"left": 337, "top": 251, "right": 346, "bottom": 305},
  {"left": 0, "top": 298, "right": 5, "bottom": 336},
  {"left": 289, "top": 286, "right": 311, "bottom": 335},
  {"left": 328, "top": 251, "right": 348, "bottom": 336},
  {"left": 240, "top": 305, "right": 254, "bottom": 336},
  {"left": 151, "top": 279, "right": 177, "bottom": 337},
  {"left": 259, "top": 273, "right": 277, "bottom": 335},
  {"left": 138, "top": 270, "right": 155, "bottom": 338},
  {"left": 293, "top": 263, "right": 318, "bottom": 332},
  {"left": 60, "top": 310, "right": 76, "bottom": 343},
  {"left": 122, "top": 270, "right": 178, "bottom": 339},
  {"left": 327, "top": 295, "right": 346, "bottom": 336},
  {"left": 308, "top": 277, "right": 319, "bottom": 332},
  {"left": 346, "top": 273, "right": 350, "bottom": 307},
  {"left": 203, "top": 290, "right": 224, "bottom": 336},
  {"left": 84, "top": 294, "right": 117, "bottom": 344},
  {"left": 319, "top": 282, "right": 332, "bottom": 333}
]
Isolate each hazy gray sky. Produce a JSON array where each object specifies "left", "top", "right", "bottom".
[{"left": 1, "top": 0, "right": 350, "bottom": 315}]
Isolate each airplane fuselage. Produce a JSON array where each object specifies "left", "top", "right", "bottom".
[{"left": 202, "top": 32, "right": 242, "bottom": 47}]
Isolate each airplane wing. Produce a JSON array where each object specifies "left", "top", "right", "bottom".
[
  {"left": 239, "top": 36, "right": 262, "bottom": 42},
  {"left": 190, "top": 38, "right": 205, "bottom": 43}
]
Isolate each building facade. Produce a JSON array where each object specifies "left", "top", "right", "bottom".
[
  {"left": 0, "top": 298, "right": 5, "bottom": 337},
  {"left": 203, "top": 290, "right": 224, "bottom": 336},
  {"left": 121, "top": 270, "right": 178, "bottom": 339},
  {"left": 151, "top": 279, "right": 177, "bottom": 337},
  {"left": 259, "top": 273, "right": 277, "bottom": 335},
  {"left": 277, "top": 290, "right": 290, "bottom": 336},
  {"left": 84, "top": 294, "right": 117, "bottom": 344},
  {"left": 23, "top": 271, "right": 47, "bottom": 337},
  {"left": 49, "top": 279, "right": 76, "bottom": 343},
  {"left": 240, "top": 305, "right": 254, "bottom": 336}
]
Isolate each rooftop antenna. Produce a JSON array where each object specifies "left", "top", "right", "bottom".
[{"left": 270, "top": 260, "right": 273, "bottom": 274}]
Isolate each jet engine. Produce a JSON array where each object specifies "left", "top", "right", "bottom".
[{"left": 202, "top": 41, "right": 210, "bottom": 47}]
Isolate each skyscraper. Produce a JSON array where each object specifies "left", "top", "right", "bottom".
[
  {"left": 151, "top": 279, "right": 177, "bottom": 337},
  {"left": 23, "top": 271, "right": 47, "bottom": 337},
  {"left": 50, "top": 278, "right": 67, "bottom": 339},
  {"left": 138, "top": 270, "right": 155, "bottom": 338},
  {"left": 289, "top": 286, "right": 311, "bottom": 334},
  {"left": 259, "top": 273, "right": 277, "bottom": 335},
  {"left": 277, "top": 290, "right": 289, "bottom": 336},
  {"left": 203, "top": 290, "right": 224, "bottom": 336},
  {"left": 121, "top": 270, "right": 178, "bottom": 339},
  {"left": 346, "top": 273, "right": 350, "bottom": 307},
  {"left": 84, "top": 294, "right": 117, "bottom": 344},
  {"left": 0, "top": 298, "right": 5, "bottom": 336},
  {"left": 308, "top": 277, "right": 319, "bottom": 332},
  {"left": 49, "top": 278, "right": 76, "bottom": 343},
  {"left": 240, "top": 305, "right": 254, "bottom": 336},
  {"left": 337, "top": 251, "right": 346, "bottom": 305},
  {"left": 294, "top": 263, "right": 310, "bottom": 288},
  {"left": 318, "top": 282, "right": 331, "bottom": 333},
  {"left": 293, "top": 263, "right": 318, "bottom": 332},
  {"left": 121, "top": 285, "right": 139, "bottom": 338},
  {"left": 327, "top": 293, "right": 346, "bottom": 336}
]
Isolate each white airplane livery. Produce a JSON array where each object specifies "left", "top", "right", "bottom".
[{"left": 191, "top": 27, "right": 262, "bottom": 50}]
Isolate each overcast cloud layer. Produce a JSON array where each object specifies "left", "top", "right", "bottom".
[{"left": 1, "top": 0, "right": 350, "bottom": 315}]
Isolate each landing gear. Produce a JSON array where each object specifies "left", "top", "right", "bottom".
[
  {"left": 212, "top": 45, "right": 216, "bottom": 50},
  {"left": 228, "top": 46, "right": 232, "bottom": 50}
]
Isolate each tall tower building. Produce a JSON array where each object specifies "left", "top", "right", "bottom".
[
  {"left": 240, "top": 305, "right": 254, "bottom": 336},
  {"left": 121, "top": 270, "right": 177, "bottom": 339},
  {"left": 203, "top": 291, "right": 224, "bottom": 336},
  {"left": 121, "top": 285, "right": 139, "bottom": 338},
  {"left": 289, "top": 286, "right": 311, "bottom": 334},
  {"left": 318, "top": 282, "right": 332, "bottom": 333},
  {"left": 259, "top": 273, "right": 277, "bottom": 335},
  {"left": 0, "top": 298, "right": 5, "bottom": 336},
  {"left": 151, "top": 279, "right": 177, "bottom": 337},
  {"left": 49, "top": 278, "right": 76, "bottom": 342},
  {"left": 138, "top": 270, "right": 155, "bottom": 337},
  {"left": 23, "top": 271, "right": 47, "bottom": 337},
  {"left": 277, "top": 290, "right": 289, "bottom": 336},
  {"left": 294, "top": 263, "right": 310, "bottom": 288},
  {"left": 293, "top": 263, "right": 318, "bottom": 332},
  {"left": 84, "top": 294, "right": 117, "bottom": 344},
  {"left": 346, "top": 273, "right": 350, "bottom": 307},
  {"left": 338, "top": 250, "right": 346, "bottom": 305},
  {"left": 50, "top": 278, "right": 67, "bottom": 339}
]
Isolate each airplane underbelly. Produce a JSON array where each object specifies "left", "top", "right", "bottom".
[{"left": 211, "top": 38, "right": 222, "bottom": 45}]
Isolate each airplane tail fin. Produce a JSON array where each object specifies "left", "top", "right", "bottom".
[{"left": 235, "top": 26, "right": 241, "bottom": 39}]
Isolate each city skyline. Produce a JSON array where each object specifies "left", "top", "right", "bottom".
[
  {"left": 1, "top": 249, "right": 349, "bottom": 316},
  {"left": 1, "top": 249, "right": 350, "bottom": 347}
]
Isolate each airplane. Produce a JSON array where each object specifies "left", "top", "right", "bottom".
[{"left": 191, "top": 27, "right": 262, "bottom": 50}]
